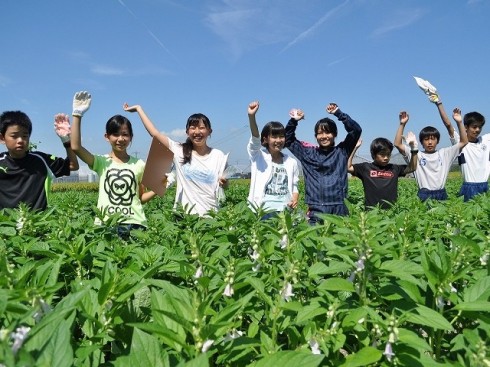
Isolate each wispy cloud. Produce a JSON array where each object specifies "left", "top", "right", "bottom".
[
  {"left": 280, "top": 0, "right": 350, "bottom": 53},
  {"left": 0, "top": 74, "right": 11, "bottom": 88},
  {"left": 117, "top": 0, "right": 177, "bottom": 61},
  {"left": 371, "top": 8, "right": 425, "bottom": 38},
  {"left": 91, "top": 65, "right": 127, "bottom": 76}
]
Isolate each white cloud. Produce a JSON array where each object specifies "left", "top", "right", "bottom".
[{"left": 371, "top": 8, "right": 425, "bottom": 38}]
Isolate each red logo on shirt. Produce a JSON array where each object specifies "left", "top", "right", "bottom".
[{"left": 369, "top": 170, "right": 394, "bottom": 178}]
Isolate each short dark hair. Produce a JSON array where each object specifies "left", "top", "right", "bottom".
[
  {"left": 261, "top": 121, "right": 285, "bottom": 148},
  {"left": 370, "top": 137, "right": 393, "bottom": 159},
  {"left": 106, "top": 115, "right": 133, "bottom": 138},
  {"left": 419, "top": 126, "right": 440, "bottom": 143},
  {"left": 0, "top": 111, "right": 33, "bottom": 136},
  {"left": 314, "top": 117, "right": 337, "bottom": 137},
  {"left": 463, "top": 112, "right": 485, "bottom": 127}
]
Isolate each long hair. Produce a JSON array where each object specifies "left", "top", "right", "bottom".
[{"left": 181, "top": 113, "right": 212, "bottom": 164}]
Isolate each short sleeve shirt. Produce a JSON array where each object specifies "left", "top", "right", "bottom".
[
  {"left": 0, "top": 151, "right": 70, "bottom": 210},
  {"left": 352, "top": 162, "right": 407, "bottom": 208},
  {"left": 91, "top": 155, "right": 147, "bottom": 226}
]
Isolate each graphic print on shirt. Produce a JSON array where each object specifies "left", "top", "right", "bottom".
[
  {"left": 182, "top": 164, "right": 216, "bottom": 185},
  {"left": 369, "top": 169, "right": 394, "bottom": 178},
  {"left": 104, "top": 168, "right": 137, "bottom": 214},
  {"left": 264, "top": 166, "right": 289, "bottom": 196}
]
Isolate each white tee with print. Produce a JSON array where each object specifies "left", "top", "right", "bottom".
[{"left": 168, "top": 138, "right": 227, "bottom": 216}]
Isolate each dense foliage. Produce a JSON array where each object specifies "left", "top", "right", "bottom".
[{"left": 1, "top": 178, "right": 489, "bottom": 366}]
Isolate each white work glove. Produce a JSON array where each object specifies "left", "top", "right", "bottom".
[
  {"left": 404, "top": 131, "right": 418, "bottom": 150},
  {"left": 413, "top": 76, "right": 441, "bottom": 104},
  {"left": 54, "top": 113, "right": 71, "bottom": 144},
  {"left": 72, "top": 91, "right": 92, "bottom": 117}
]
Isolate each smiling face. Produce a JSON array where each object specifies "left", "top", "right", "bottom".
[
  {"left": 0, "top": 124, "right": 30, "bottom": 158},
  {"left": 187, "top": 120, "right": 212, "bottom": 148},
  {"left": 105, "top": 123, "right": 132, "bottom": 153},
  {"left": 264, "top": 133, "right": 285, "bottom": 153},
  {"left": 315, "top": 128, "right": 335, "bottom": 149}
]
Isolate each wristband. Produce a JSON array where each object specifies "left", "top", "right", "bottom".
[
  {"left": 411, "top": 149, "right": 419, "bottom": 154},
  {"left": 63, "top": 141, "right": 71, "bottom": 148}
]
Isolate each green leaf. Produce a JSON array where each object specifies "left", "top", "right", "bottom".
[
  {"left": 463, "top": 276, "right": 490, "bottom": 302},
  {"left": 397, "top": 328, "right": 431, "bottom": 351},
  {"left": 453, "top": 301, "right": 490, "bottom": 312},
  {"left": 252, "top": 351, "right": 324, "bottom": 367},
  {"left": 98, "top": 260, "right": 116, "bottom": 305},
  {"left": 338, "top": 346, "right": 382, "bottom": 367},
  {"left": 295, "top": 302, "right": 327, "bottom": 324},
  {"left": 318, "top": 278, "right": 355, "bottom": 292},
  {"left": 405, "top": 306, "right": 454, "bottom": 331},
  {"left": 127, "top": 328, "right": 166, "bottom": 367},
  {"left": 35, "top": 318, "right": 74, "bottom": 367}
]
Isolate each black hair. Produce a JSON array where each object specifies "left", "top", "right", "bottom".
[
  {"left": 314, "top": 117, "right": 337, "bottom": 137},
  {"left": 0, "top": 111, "right": 32, "bottom": 136},
  {"left": 182, "top": 113, "right": 212, "bottom": 164},
  {"left": 463, "top": 112, "right": 485, "bottom": 127},
  {"left": 106, "top": 115, "right": 134, "bottom": 138},
  {"left": 260, "top": 121, "right": 285, "bottom": 148},
  {"left": 419, "top": 126, "right": 440, "bottom": 143},
  {"left": 370, "top": 137, "right": 393, "bottom": 159}
]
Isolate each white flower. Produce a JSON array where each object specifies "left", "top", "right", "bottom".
[
  {"left": 279, "top": 234, "right": 288, "bottom": 249},
  {"left": 281, "top": 282, "right": 294, "bottom": 302},
  {"left": 201, "top": 339, "right": 214, "bottom": 352},
  {"left": 309, "top": 339, "right": 321, "bottom": 355},
  {"left": 223, "top": 283, "right": 234, "bottom": 297},
  {"left": 383, "top": 342, "right": 395, "bottom": 362},
  {"left": 355, "top": 257, "right": 365, "bottom": 272},
  {"left": 194, "top": 266, "right": 203, "bottom": 279},
  {"left": 16, "top": 217, "right": 25, "bottom": 230},
  {"left": 436, "top": 296, "right": 445, "bottom": 310},
  {"left": 11, "top": 326, "right": 30, "bottom": 354},
  {"left": 249, "top": 248, "right": 260, "bottom": 261},
  {"left": 480, "top": 253, "right": 489, "bottom": 266},
  {"left": 252, "top": 263, "right": 261, "bottom": 272},
  {"left": 224, "top": 329, "right": 243, "bottom": 342}
]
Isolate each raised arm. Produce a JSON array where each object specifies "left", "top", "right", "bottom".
[
  {"left": 347, "top": 138, "right": 362, "bottom": 174},
  {"left": 394, "top": 111, "right": 409, "bottom": 155},
  {"left": 70, "top": 91, "right": 95, "bottom": 167},
  {"left": 452, "top": 108, "right": 468, "bottom": 150},
  {"left": 284, "top": 108, "right": 305, "bottom": 154},
  {"left": 403, "top": 131, "right": 418, "bottom": 174},
  {"left": 248, "top": 101, "right": 260, "bottom": 138},
  {"left": 53, "top": 113, "right": 79, "bottom": 170},
  {"left": 328, "top": 103, "right": 362, "bottom": 154},
  {"left": 431, "top": 98, "right": 455, "bottom": 139},
  {"left": 123, "top": 104, "right": 170, "bottom": 149}
]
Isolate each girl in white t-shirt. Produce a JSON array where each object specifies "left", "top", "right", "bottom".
[
  {"left": 247, "top": 101, "right": 299, "bottom": 220},
  {"left": 70, "top": 92, "right": 156, "bottom": 239},
  {"left": 124, "top": 103, "right": 228, "bottom": 216}
]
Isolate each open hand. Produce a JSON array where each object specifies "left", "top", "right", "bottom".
[
  {"left": 72, "top": 91, "right": 91, "bottom": 117},
  {"left": 289, "top": 108, "right": 304, "bottom": 121},
  {"left": 54, "top": 113, "right": 71, "bottom": 143},
  {"left": 452, "top": 108, "right": 462, "bottom": 124}
]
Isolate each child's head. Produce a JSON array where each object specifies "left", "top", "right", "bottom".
[
  {"left": 0, "top": 111, "right": 32, "bottom": 158},
  {"left": 104, "top": 115, "right": 133, "bottom": 152},
  {"left": 182, "top": 113, "right": 212, "bottom": 164},
  {"left": 314, "top": 117, "right": 337, "bottom": 149},
  {"left": 419, "top": 126, "right": 440, "bottom": 153},
  {"left": 261, "top": 121, "right": 285, "bottom": 152},
  {"left": 370, "top": 137, "right": 393, "bottom": 166},
  {"left": 464, "top": 112, "right": 485, "bottom": 142}
]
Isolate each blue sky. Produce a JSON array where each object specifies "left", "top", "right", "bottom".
[{"left": 2, "top": 0, "right": 490, "bottom": 174}]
